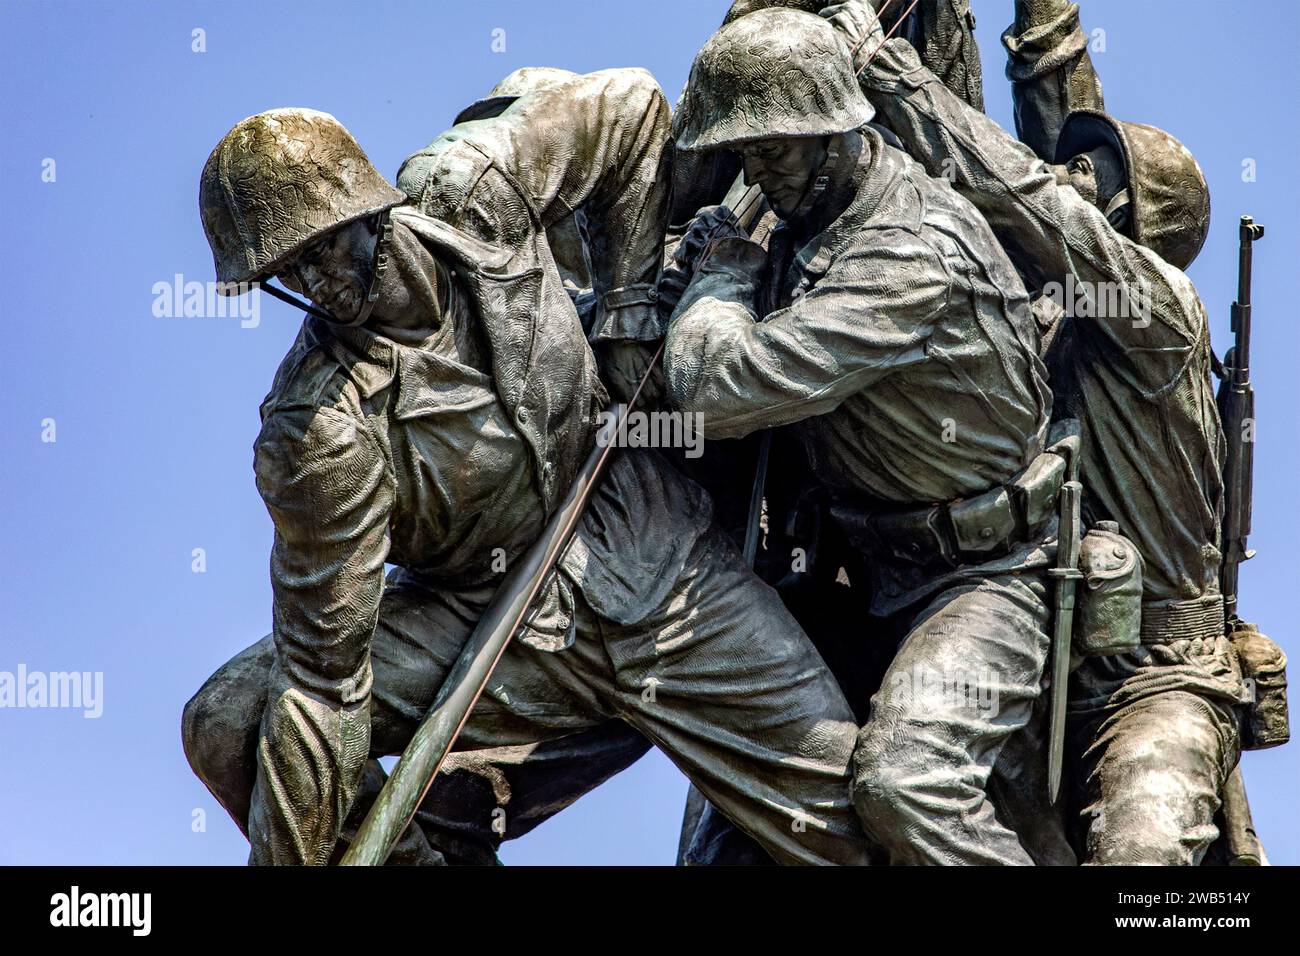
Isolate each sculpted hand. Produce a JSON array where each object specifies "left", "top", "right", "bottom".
[
  {"left": 695, "top": 236, "right": 768, "bottom": 283},
  {"left": 670, "top": 235, "right": 768, "bottom": 324},
  {"left": 659, "top": 205, "right": 745, "bottom": 316}
]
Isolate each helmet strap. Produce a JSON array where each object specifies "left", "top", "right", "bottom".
[
  {"left": 1104, "top": 188, "right": 1132, "bottom": 230},
  {"left": 343, "top": 210, "right": 395, "bottom": 328},
  {"left": 788, "top": 138, "right": 841, "bottom": 225},
  {"left": 257, "top": 279, "right": 337, "bottom": 323}
]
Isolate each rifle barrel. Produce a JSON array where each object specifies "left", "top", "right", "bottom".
[{"left": 1219, "top": 216, "right": 1264, "bottom": 626}]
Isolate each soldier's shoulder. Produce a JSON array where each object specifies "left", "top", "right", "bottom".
[
  {"left": 397, "top": 128, "right": 480, "bottom": 202},
  {"left": 253, "top": 391, "right": 386, "bottom": 508},
  {"left": 1115, "top": 232, "right": 1209, "bottom": 336},
  {"left": 879, "top": 141, "right": 1021, "bottom": 282},
  {"left": 1142, "top": 240, "right": 1202, "bottom": 302},
  {"left": 876, "top": 136, "right": 974, "bottom": 223},
  {"left": 258, "top": 323, "right": 370, "bottom": 427},
  {"left": 254, "top": 339, "right": 383, "bottom": 497},
  {"left": 398, "top": 128, "right": 498, "bottom": 222},
  {"left": 832, "top": 206, "right": 950, "bottom": 277}
]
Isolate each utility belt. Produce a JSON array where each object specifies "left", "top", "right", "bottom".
[
  {"left": 829, "top": 422, "right": 1145, "bottom": 660},
  {"left": 830, "top": 446, "right": 1067, "bottom": 573},
  {"left": 828, "top": 424, "right": 1290, "bottom": 754},
  {"left": 1140, "top": 595, "right": 1226, "bottom": 644}
]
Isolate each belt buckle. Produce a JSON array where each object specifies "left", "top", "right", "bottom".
[{"left": 926, "top": 505, "right": 962, "bottom": 570}]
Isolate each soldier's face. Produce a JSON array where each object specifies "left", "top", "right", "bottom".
[
  {"left": 738, "top": 136, "right": 829, "bottom": 220},
  {"left": 1064, "top": 144, "right": 1132, "bottom": 232},
  {"left": 278, "top": 218, "right": 378, "bottom": 323}
]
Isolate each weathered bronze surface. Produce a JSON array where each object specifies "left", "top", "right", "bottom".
[{"left": 184, "top": 0, "right": 1288, "bottom": 866}]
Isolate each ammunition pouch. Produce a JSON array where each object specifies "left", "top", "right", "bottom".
[
  {"left": 1073, "top": 521, "right": 1144, "bottom": 656},
  {"left": 1229, "top": 621, "right": 1291, "bottom": 751}
]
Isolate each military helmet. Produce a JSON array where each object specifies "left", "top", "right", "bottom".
[
  {"left": 673, "top": 8, "right": 876, "bottom": 152},
  {"left": 721, "top": 0, "right": 823, "bottom": 25},
  {"left": 453, "top": 66, "right": 579, "bottom": 125},
  {"left": 1056, "top": 110, "right": 1211, "bottom": 270},
  {"left": 199, "top": 108, "right": 406, "bottom": 290}
]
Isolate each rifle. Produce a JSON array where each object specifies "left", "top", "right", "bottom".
[
  {"left": 1214, "top": 215, "right": 1267, "bottom": 866},
  {"left": 1217, "top": 214, "right": 1265, "bottom": 626}
]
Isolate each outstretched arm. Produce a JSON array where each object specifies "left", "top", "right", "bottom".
[
  {"left": 1003, "top": 0, "right": 1105, "bottom": 161},
  {"left": 250, "top": 405, "right": 394, "bottom": 863},
  {"left": 402, "top": 69, "right": 672, "bottom": 344},
  {"left": 825, "top": 0, "right": 1204, "bottom": 397}
]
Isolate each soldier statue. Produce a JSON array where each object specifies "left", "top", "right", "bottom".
[
  {"left": 183, "top": 70, "right": 874, "bottom": 865},
  {"left": 181, "top": 0, "right": 1289, "bottom": 868}
]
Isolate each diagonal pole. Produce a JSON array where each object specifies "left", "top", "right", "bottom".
[
  {"left": 340, "top": 347, "right": 663, "bottom": 865},
  {"left": 854, "top": 0, "right": 921, "bottom": 79}
]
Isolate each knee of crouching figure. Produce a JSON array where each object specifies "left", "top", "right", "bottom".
[
  {"left": 182, "top": 684, "right": 240, "bottom": 810},
  {"left": 181, "top": 642, "right": 273, "bottom": 826},
  {"left": 849, "top": 722, "right": 919, "bottom": 832}
]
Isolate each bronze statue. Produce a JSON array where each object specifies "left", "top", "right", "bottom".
[
  {"left": 181, "top": 0, "right": 1289, "bottom": 867},
  {"left": 835, "top": 0, "right": 1286, "bottom": 864},
  {"left": 185, "top": 72, "right": 873, "bottom": 866}
]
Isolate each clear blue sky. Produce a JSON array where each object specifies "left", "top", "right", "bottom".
[{"left": 2, "top": 0, "right": 1296, "bottom": 866}]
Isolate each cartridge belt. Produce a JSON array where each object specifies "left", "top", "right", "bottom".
[
  {"left": 1140, "top": 594, "right": 1226, "bottom": 644},
  {"left": 830, "top": 448, "right": 1068, "bottom": 571}
]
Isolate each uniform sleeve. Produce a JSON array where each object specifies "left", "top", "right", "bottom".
[
  {"left": 506, "top": 69, "right": 670, "bottom": 343},
  {"left": 254, "top": 406, "right": 394, "bottom": 699},
  {"left": 665, "top": 233, "right": 952, "bottom": 439},
  {"left": 1003, "top": 0, "right": 1106, "bottom": 161},
  {"left": 857, "top": 34, "right": 1204, "bottom": 397},
  {"left": 399, "top": 70, "right": 672, "bottom": 343},
  {"left": 479, "top": 69, "right": 673, "bottom": 344}
]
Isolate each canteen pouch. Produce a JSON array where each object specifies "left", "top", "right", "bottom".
[
  {"left": 1074, "top": 521, "right": 1143, "bottom": 656},
  {"left": 1229, "top": 622, "right": 1290, "bottom": 750}
]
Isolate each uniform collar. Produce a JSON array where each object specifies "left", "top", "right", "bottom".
[
  {"left": 787, "top": 126, "right": 918, "bottom": 285},
  {"left": 305, "top": 210, "right": 488, "bottom": 400}
]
